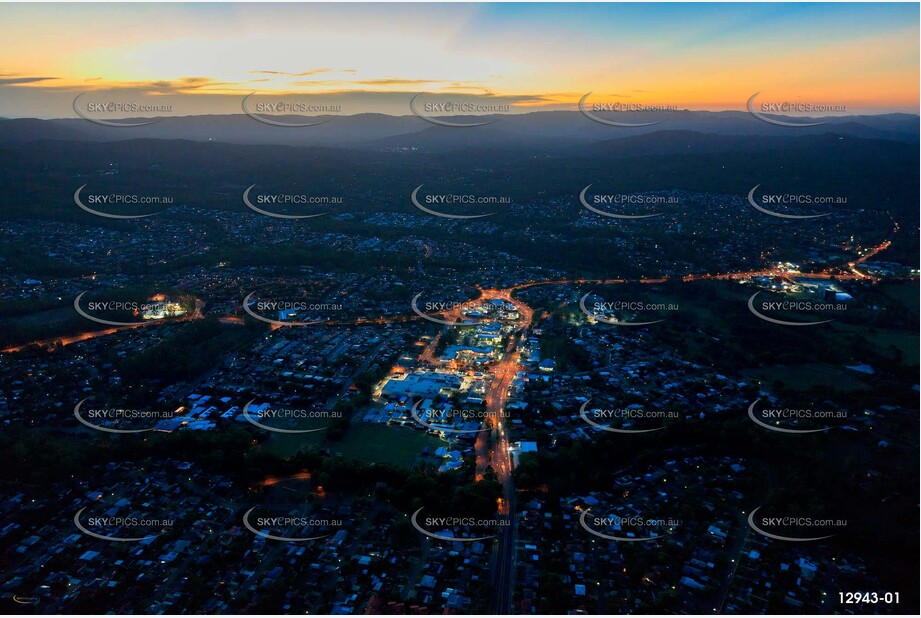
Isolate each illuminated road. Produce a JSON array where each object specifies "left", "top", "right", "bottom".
[
  {"left": 445, "top": 289, "right": 529, "bottom": 614},
  {"left": 5, "top": 226, "right": 896, "bottom": 354},
  {"left": 259, "top": 471, "right": 312, "bottom": 487},
  {"left": 509, "top": 225, "right": 897, "bottom": 291},
  {"left": 1, "top": 299, "right": 204, "bottom": 353},
  {"left": 485, "top": 342, "right": 521, "bottom": 615},
  {"left": 1, "top": 324, "right": 144, "bottom": 353},
  {"left": 418, "top": 331, "right": 444, "bottom": 367}
]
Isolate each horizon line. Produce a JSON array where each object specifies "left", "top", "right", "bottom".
[{"left": 4, "top": 109, "right": 920, "bottom": 122}]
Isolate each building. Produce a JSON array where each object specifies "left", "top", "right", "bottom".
[{"left": 380, "top": 371, "right": 463, "bottom": 400}]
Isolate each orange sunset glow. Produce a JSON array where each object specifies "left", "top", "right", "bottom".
[{"left": 0, "top": 2, "right": 917, "bottom": 118}]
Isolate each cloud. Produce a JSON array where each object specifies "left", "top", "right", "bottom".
[
  {"left": 142, "top": 77, "right": 247, "bottom": 93},
  {"left": 290, "top": 77, "right": 488, "bottom": 89},
  {"left": 353, "top": 78, "right": 446, "bottom": 86},
  {"left": 250, "top": 69, "right": 357, "bottom": 77},
  {"left": 0, "top": 76, "right": 58, "bottom": 86},
  {"left": 250, "top": 69, "right": 334, "bottom": 77}
]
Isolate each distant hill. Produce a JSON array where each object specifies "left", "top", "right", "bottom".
[
  {"left": 1, "top": 110, "right": 917, "bottom": 151},
  {"left": 586, "top": 130, "right": 914, "bottom": 159},
  {"left": 0, "top": 118, "right": 90, "bottom": 145}
]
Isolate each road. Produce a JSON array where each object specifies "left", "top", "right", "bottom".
[
  {"left": 1, "top": 298, "right": 204, "bottom": 353},
  {"left": 6, "top": 227, "right": 895, "bottom": 354},
  {"left": 443, "top": 288, "right": 531, "bottom": 614},
  {"left": 418, "top": 331, "right": 444, "bottom": 367}
]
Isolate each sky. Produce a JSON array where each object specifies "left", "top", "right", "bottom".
[{"left": 0, "top": 2, "right": 918, "bottom": 119}]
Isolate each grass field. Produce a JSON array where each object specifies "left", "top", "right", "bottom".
[
  {"left": 331, "top": 423, "right": 444, "bottom": 468},
  {"left": 742, "top": 363, "right": 872, "bottom": 392},
  {"left": 865, "top": 330, "right": 920, "bottom": 366},
  {"left": 264, "top": 430, "right": 326, "bottom": 458},
  {"left": 880, "top": 281, "right": 920, "bottom": 311},
  {"left": 266, "top": 421, "right": 445, "bottom": 468}
]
